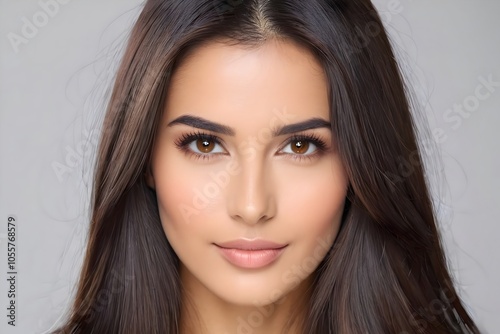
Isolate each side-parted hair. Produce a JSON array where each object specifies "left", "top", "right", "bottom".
[{"left": 53, "top": 0, "right": 480, "bottom": 333}]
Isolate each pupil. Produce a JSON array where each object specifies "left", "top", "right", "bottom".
[
  {"left": 197, "top": 138, "right": 214, "bottom": 153},
  {"left": 293, "top": 140, "right": 308, "bottom": 154}
]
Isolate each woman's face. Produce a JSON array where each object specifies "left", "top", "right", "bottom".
[{"left": 147, "top": 39, "right": 348, "bottom": 306}]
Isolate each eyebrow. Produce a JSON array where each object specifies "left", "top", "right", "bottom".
[
  {"left": 275, "top": 117, "right": 331, "bottom": 136},
  {"left": 168, "top": 115, "right": 235, "bottom": 135},
  {"left": 167, "top": 115, "right": 331, "bottom": 136}
]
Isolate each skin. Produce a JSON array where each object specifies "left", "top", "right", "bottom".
[{"left": 146, "top": 39, "right": 349, "bottom": 334}]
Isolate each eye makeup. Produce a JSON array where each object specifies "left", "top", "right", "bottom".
[{"left": 174, "top": 130, "right": 331, "bottom": 163}]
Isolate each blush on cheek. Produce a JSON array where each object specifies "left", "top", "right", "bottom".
[
  {"left": 156, "top": 169, "right": 226, "bottom": 229},
  {"left": 154, "top": 172, "right": 197, "bottom": 226},
  {"left": 283, "top": 176, "right": 346, "bottom": 244}
]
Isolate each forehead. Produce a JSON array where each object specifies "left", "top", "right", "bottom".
[{"left": 163, "top": 39, "right": 330, "bottom": 128}]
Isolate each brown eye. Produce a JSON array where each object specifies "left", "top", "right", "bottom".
[
  {"left": 290, "top": 140, "right": 309, "bottom": 154},
  {"left": 196, "top": 138, "right": 215, "bottom": 153}
]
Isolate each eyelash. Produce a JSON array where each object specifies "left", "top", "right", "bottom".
[
  {"left": 174, "top": 131, "right": 329, "bottom": 162},
  {"left": 174, "top": 131, "right": 225, "bottom": 161},
  {"left": 277, "top": 133, "right": 328, "bottom": 162}
]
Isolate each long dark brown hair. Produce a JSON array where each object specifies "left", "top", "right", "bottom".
[{"left": 53, "top": 0, "right": 480, "bottom": 333}]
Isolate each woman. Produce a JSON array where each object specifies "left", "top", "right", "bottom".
[{"left": 53, "top": 0, "right": 480, "bottom": 333}]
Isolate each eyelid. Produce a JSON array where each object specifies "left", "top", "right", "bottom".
[
  {"left": 275, "top": 133, "right": 329, "bottom": 163},
  {"left": 174, "top": 131, "right": 229, "bottom": 157},
  {"left": 277, "top": 133, "right": 328, "bottom": 153},
  {"left": 175, "top": 131, "right": 225, "bottom": 147},
  {"left": 175, "top": 131, "right": 329, "bottom": 162}
]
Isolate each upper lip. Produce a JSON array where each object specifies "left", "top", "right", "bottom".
[{"left": 215, "top": 239, "right": 287, "bottom": 250}]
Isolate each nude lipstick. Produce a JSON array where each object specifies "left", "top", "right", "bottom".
[{"left": 214, "top": 239, "right": 287, "bottom": 269}]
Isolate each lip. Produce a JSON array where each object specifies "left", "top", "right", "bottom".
[
  {"left": 215, "top": 239, "right": 287, "bottom": 250},
  {"left": 214, "top": 239, "right": 288, "bottom": 269}
]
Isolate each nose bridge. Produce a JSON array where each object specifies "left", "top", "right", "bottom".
[{"left": 227, "top": 156, "right": 276, "bottom": 225}]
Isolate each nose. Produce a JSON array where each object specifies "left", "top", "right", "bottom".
[{"left": 226, "top": 159, "right": 277, "bottom": 225}]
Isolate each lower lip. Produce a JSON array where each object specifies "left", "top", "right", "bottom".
[{"left": 215, "top": 246, "right": 286, "bottom": 269}]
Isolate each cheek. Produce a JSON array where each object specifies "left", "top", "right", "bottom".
[
  {"left": 152, "top": 152, "right": 227, "bottom": 234},
  {"left": 276, "top": 159, "right": 347, "bottom": 246}
]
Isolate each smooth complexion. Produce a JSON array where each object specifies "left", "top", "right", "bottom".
[{"left": 146, "top": 39, "right": 349, "bottom": 334}]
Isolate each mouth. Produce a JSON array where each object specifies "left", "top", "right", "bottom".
[
  {"left": 214, "top": 239, "right": 288, "bottom": 269},
  {"left": 215, "top": 239, "right": 287, "bottom": 250}
]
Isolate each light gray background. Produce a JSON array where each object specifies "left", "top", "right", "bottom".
[{"left": 0, "top": 1, "right": 498, "bottom": 333}]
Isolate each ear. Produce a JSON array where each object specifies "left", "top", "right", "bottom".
[{"left": 144, "top": 164, "right": 155, "bottom": 189}]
